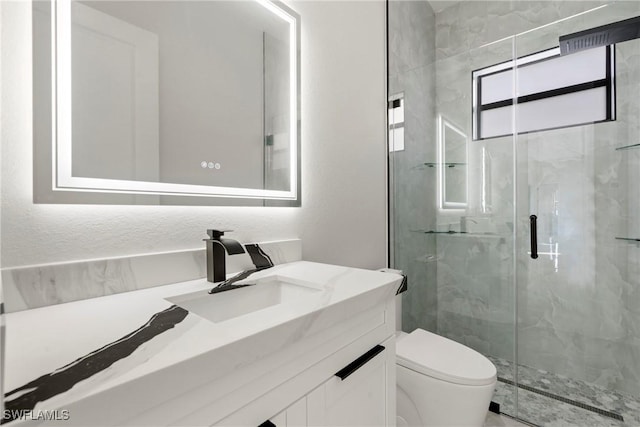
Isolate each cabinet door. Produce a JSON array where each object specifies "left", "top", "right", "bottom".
[
  {"left": 268, "top": 411, "right": 286, "bottom": 427},
  {"left": 283, "top": 397, "right": 306, "bottom": 426},
  {"left": 263, "top": 396, "right": 306, "bottom": 427},
  {"left": 307, "top": 340, "right": 395, "bottom": 427}
]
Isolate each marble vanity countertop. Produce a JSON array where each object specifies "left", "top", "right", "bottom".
[{"left": 3, "top": 261, "right": 403, "bottom": 425}]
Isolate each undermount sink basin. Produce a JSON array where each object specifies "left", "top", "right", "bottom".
[{"left": 166, "top": 276, "right": 322, "bottom": 323}]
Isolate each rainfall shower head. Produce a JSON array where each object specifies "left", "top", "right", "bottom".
[{"left": 559, "top": 15, "right": 640, "bottom": 55}]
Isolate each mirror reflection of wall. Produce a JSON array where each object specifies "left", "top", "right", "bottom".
[
  {"left": 263, "top": 32, "right": 291, "bottom": 191},
  {"left": 438, "top": 115, "right": 468, "bottom": 210}
]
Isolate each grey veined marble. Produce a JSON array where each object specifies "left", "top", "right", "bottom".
[
  {"left": 490, "top": 356, "right": 640, "bottom": 427},
  {"left": 388, "top": 0, "right": 439, "bottom": 334},
  {"left": 1, "top": 239, "right": 301, "bottom": 312}
]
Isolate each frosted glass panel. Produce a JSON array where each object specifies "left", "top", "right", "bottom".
[
  {"left": 517, "top": 47, "right": 606, "bottom": 97},
  {"left": 474, "top": 46, "right": 613, "bottom": 140},
  {"left": 481, "top": 106, "right": 513, "bottom": 139},
  {"left": 389, "top": 127, "right": 405, "bottom": 152},
  {"left": 481, "top": 87, "right": 607, "bottom": 138},
  {"left": 517, "top": 87, "right": 607, "bottom": 133},
  {"left": 481, "top": 69, "right": 513, "bottom": 104}
]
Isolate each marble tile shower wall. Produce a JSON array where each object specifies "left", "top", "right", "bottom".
[
  {"left": 388, "top": 0, "right": 438, "bottom": 333},
  {"left": 431, "top": 0, "right": 640, "bottom": 398},
  {"left": 434, "top": 0, "right": 606, "bottom": 61},
  {"left": 514, "top": 36, "right": 640, "bottom": 396},
  {"left": 433, "top": 35, "right": 516, "bottom": 362}
]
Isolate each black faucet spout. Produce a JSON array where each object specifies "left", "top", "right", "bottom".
[
  {"left": 218, "top": 237, "right": 245, "bottom": 255},
  {"left": 204, "top": 229, "right": 246, "bottom": 283}
]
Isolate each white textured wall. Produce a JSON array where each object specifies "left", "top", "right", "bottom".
[
  {"left": 0, "top": 1, "right": 387, "bottom": 271},
  {"left": 297, "top": 0, "right": 387, "bottom": 269}
]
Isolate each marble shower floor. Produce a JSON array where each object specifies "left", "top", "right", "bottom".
[
  {"left": 485, "top": 411, "right": 532, "bottom": 427},
  {"left": 488, "top": 356, "right": 640, "bottom": 427}
]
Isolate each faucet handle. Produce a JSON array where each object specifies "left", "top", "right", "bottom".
[{"left": 207, "top": 229, "right": 233, "bottom": 240}]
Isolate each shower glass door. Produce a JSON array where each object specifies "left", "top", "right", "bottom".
[
  {"left": 388, "top": 0, "right": 519, "bottom": 418},
  {"left": 514, "top": 3, "right": 640, "bottom": 425},
  {"left": 431, "top": 37, "right": 519, "bottom": 417}
]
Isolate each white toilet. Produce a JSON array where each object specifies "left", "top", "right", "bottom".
[{"left": 396, "top": 329, "right": 497, "bottom": 427}]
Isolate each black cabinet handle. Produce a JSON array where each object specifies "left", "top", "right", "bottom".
[
  {"left": 258, "top": 421, "right": 276, "bottom": 427},
  {"left": 335, "top": 345, "right": 385, "bottom": 381},
  {"left": 530, "top": 215, "right": 538, "bottom": 259}
]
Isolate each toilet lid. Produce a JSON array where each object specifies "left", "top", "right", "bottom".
[{"left": 396, "top": 329, "right": 497, "bottom": 386}]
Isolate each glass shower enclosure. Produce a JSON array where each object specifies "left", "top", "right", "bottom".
[{"left": 389, "top": 1, "right": 640, "bottom": 425}]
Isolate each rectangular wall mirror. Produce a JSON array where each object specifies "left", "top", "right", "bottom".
[{"left": 33, "top": 0, "right": 300, "bottom": 206}]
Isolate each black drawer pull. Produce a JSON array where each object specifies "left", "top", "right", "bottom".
[
  {"left": 258, "top": 421, "right": 276, "bottom": 427},
  {"left": 335, "top": 345, "right": 385, "bottom": 380}
]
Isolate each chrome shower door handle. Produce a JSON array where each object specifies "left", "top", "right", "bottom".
[{"left": 530, "top": 215, "right": 538, "bottom": 259}]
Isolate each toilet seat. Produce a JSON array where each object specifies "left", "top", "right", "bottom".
[{"left": 396, "top": 329, "right": 497, "bottom": 386}]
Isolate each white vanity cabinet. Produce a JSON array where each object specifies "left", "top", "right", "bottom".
[
  {"left": 262, "top": 337, "right": 394, "bottom": 427},
  {"left": 306, "top": 338, "right": 395, "bottom": 427},
  {"left": 209, "top": 298, "right": 397, "bottom": 427},
  {"left": 268, "top": 397, "right": 306, "bottom": 427}
]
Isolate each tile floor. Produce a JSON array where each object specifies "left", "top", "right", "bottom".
[
  {"left": 488, "top": 356, "right": 640, "bottom": 427},
  {"left": 485, "top": 411, "right": 532, "bottom": 427}
]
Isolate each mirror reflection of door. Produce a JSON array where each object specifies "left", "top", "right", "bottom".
[{"left": 71, "top": 2, "right": 160, "bottom": 183}]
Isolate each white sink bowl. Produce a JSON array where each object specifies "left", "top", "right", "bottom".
[{"left": 166, "top": 276, "right": 321, "bottom": 323}]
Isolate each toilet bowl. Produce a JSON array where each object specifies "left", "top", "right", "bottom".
[{"left": 396, "top": 329, "right": 497, "bottom": 427}]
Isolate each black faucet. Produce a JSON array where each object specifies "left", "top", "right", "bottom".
[{"left": 204, "top": 229, "right": 246, "bottom": 283}]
